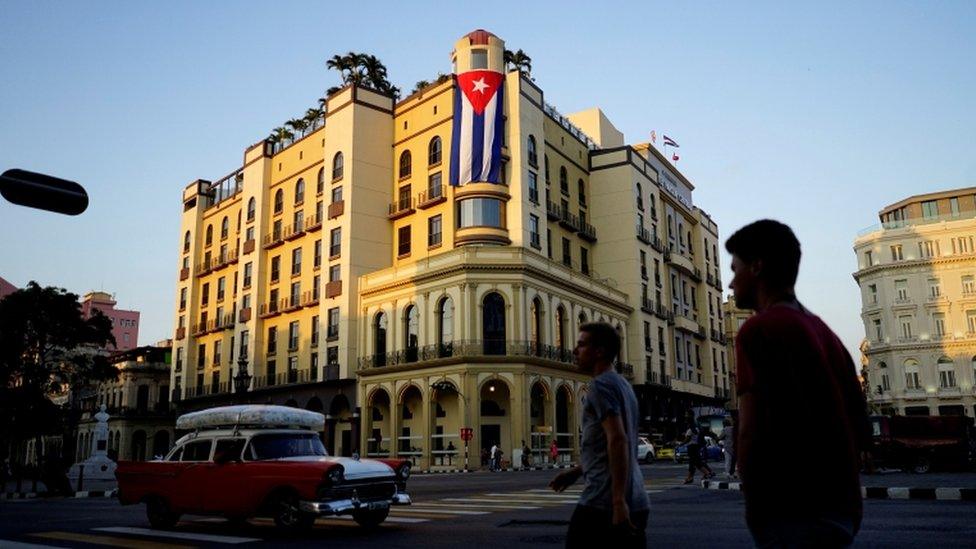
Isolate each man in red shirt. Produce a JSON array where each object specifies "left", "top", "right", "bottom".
[{"left": 727, "top": 220, "right": 869, "bottom": 548}]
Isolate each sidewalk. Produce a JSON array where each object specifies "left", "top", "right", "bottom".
[
  {"left": 2, "top": 478, "right": 117, "bottom": 500},
  {"left": 701, "top": 470, "right": 976, "bottom": 501},
  {"left": 416, "top": 463, "right": 577, "bottom": 475}
]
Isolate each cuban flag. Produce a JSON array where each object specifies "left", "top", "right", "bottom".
[{"left": 450, "top": 70, "right": 505, "bottom": 186}]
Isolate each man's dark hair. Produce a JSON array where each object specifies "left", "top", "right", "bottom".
[
  {"left": 724, "top": 219, "right": 801, "bottom": 288},
  {"left": 579, "top": 322, "right": 621, "bottom": 363}
]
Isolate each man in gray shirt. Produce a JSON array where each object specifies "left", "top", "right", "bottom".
[{"left": 550, "top": 322, "right": 650, "bottom": 548}]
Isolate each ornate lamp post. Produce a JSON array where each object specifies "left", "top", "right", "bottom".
[{"left": 234, "top": 355, "right": 252, "bottom": 403}]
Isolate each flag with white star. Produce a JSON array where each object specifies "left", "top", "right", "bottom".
[{"left": 450, "top": 69, "right": 505, "bottom": 186}]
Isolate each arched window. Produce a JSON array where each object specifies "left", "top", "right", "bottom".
[
  {"left": 183, "top": 231, "right": 191, "bottom": 253},
  {"left": 530, "top": 298, "right": 543, "bottom": 355},
  {"left": 273, "top": 189, "right": 284, "bottom": 214},
  {"left": 404, "top": 305, "right": 419, "bottom": 362},
  {"left": 332, "top": 152, "right": 344, "bottom": 181},
  {"left": 220, "top": 216, "right": 229, "bottom": 240},
  {"left": 559, "top": 166, "right": 568, "bottom": 194},
  {"left": 437, "top": 296, "right": 454, "bottom": 357},
  {"left": 205, "top": 225, "right": 213, "bottom": 246},
  {"left": 527, "top": 135, "right": 538, "bottom": 166},
  {"left": 295, "top": 178, "right": 305, "bottom": 204},
  {"left": 937, "top": 356, "right": 956, "bottom": 388},
  {"left": 904, "top": 359, "right": 921, "bottom": 390},
  {"left": 428, "top": 136, "right": 442, "bottom": 166},
  {"left": 236, "top": 210, "right": 241, "bottom": 231},
  {"left": 317, "top": 167, "right": 325, "bottom": 194},
  {"left": 636, "top": 183, "right": 644, "bottom": 210},
  {"left": 555, "top": 306, "right": 566, "bottom": 352},
  {"left": 374, "top": 312, "right": 388, "bottom": 365},
  {"left": 247, "top": 197, "right": 256, "bottom": 222},
  {"left": 399, "top": 150, "right": 412, "bottom": 179},
  {"left": 482, "top": 292, "right": 506, "bottom": 355}
]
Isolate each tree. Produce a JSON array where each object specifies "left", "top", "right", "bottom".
[
  {"left": 0, "top": 282, "right": 117, "bottom": 464},
  {"left": 304, "top": 107, "right": 324, "bottom": 130},
  {"left": 325, "top": 51, "right": 399, "bottom": 99},
  {"left": 504, "top": 49, "right": 532, "bottom": 76},
  {"left": 286, "top": 118, "right": 309, "bottom": 138},
  {"left": 411, "top": 80, "right": 431, "bottom": 95},
  {"left": 269, "top": 126, "right": 294, "bottom": 145}
]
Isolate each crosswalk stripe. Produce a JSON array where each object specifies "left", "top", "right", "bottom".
[
  {"left": 0, "top": 541, "right": 68, "bottom": 549},
  {"left": 441, "top": 497, "right": 574, "bottom": 505},
  {"left": 486, "top": 493, "right": 578, "bottom": 500},
  {"left": 412, "top": 502, "right": 542, "bottom": 510},
  {"left": 93, "top": 527, "right": 261, "bottom": 544},
  {"left": 31, "top": 531, "right": 191, "bottom": 549},
  {"left": 327, "top": 515, "right": 429, "bottom": 524},
  {"left": 526, "top": 489, "right": 582, "bottom": 494},
  {"left": 394, "top": 508, "right": 490, "bottom": 515}
]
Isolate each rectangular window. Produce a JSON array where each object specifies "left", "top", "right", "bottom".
[
  {"left": 929, "top": 278, "right": 941, "bottom": 298},
  {"left": 291, "top": 247, "right": 302, "bottom": 275},
  {"left": 529, "top": 214, "right": 540, "bottom": 249},
  {"left": 873, "top": 318, "right": 883, "bottom": 341},
  {"left": 528, "top": 172, "right": 539, "bottom": 204},
  {"left": 330, "top": 228, "right": 341, "bottom": 257},
  {"left": 217, "top": 277, "right": 225, "bottom": 301},
  {"left": 967, "top": 310, "right": 976, "bottom": 334},
  {"left": 940, "top": 367, "right": 956, "bottom": 388},
  {"left": 919, "top": 240, "right": 939, "bottom": 258},
  {"left": 561, "top": 237, "right": 571, "bottom": 267},
  {"left": 179, "top": 288, "right": 187, "bottom": 310},
  {"left": 288, "top": 321, "right": 299, "bottom": 351},
  {"left": 868, "top": 284, "right": 877, "bottom": 305},
  {"left": 398, "top": 225, "right": 411, "bottom": 256},
  {"left": 243, "top": 262, "right": 252, "bottom": 288},
  {"left": 895, "top": 279, "right": 909, "bottom": 300},
  {"left": 314, "top": 240, "right": 322, "bottom": 268},
  {"left": 546, "top": 228, "right": 552, "bottom": 258},
  {"left": 890, "top": 245, "right": 903, "bottom": 261},
  {"left": 201, "top": 283, "right": 210, "bottom": 305},
  {"left": 311, "top": 315, "right": 319, "bottom": 346},
  {"left": 267, "top": 359, "right": 276, "bottom": 385},
  {"left": 580, "top": 247, "right": 589, "bottom": 275},
  {"left": 313, "top": 274, "right": 320, "bottom": 300},
  {"left": 329, "top": 264, "right": 340, "bottom": 282},
  {"left": 331, "top": 185, "right": 342, "bottom": 204},
  {"left": 471, "top": 49, "right": 488, "bottom": 69},
  {"left": 327, "top": 346, "right": 339, "bottom": 366},
  {"left": 240, "top": 330, "right": 249, "bottom": 358},
  {"left": 213, "top": 340, "right": 222, "bottom": 364},
  {"left": 197, "top": 343, "right": 206, "bottom": 368},
  {"left": 643, "top": 322, "right": 651, "bottom": 351},
  {"left": 290, "top": 281, "right": 300, "bottom": 305},
  {"left": 640, "top": 251, "right": 648, "bottom": 279},
  {"left": 921, "top": 200, "right": 938, "bottom": 219},
  {"left": 864, "top": 250, "right": 873, "bottom": 267},
  {"left": 428, "top": 215, "right": 442, "bottom": 247},
  {"left": 246, "top": 226, "right": 255, "bottom": 242},
  {"left": 964, "top": 275, "right": 976, "bottom": 295},
  {"left": 578, "top": 179, "right": 586, "bottom": 207},
  {"left": 327, "top": 307, "right": 339, "bottom": 339},
  {"left": 950, "top": 197, "right": 960, "bottom": 216},
  {"left": 899, "top": 315, "right": 913, "bottom": 339},
  {"left": 428, "top": 172, "right": 442, "bottom": 197},
  {"left": 267, "top": 327, "right": 277, "bottom": 354},
  {"left": 933, "top": 312, "right": 946, "bottom": 336},
  {"left": 270, "top": 256, "right": 280, "bottom": 283}
]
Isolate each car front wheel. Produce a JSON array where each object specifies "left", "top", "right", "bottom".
[
  {"left": 145, "top": 496, "right": 180, "bottom": 530},
  {"left": 912, "top": 455, "right": 932, "bottom": 474},
  {"left": 353, "top": 507, "right": 390, "bottom": 528},
  {"left": 273, "top": 493, "right": 316, "bottom": 530},
  {"left": 644, "top": 453, "right": 655, "bottom": 464}
]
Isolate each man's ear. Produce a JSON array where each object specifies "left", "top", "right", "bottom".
[{"left": 749, "top": 259, "right": 763, "bottom": 277}]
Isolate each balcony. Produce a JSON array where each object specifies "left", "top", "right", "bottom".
[
  {"left": 546, "top": 200, "right": 561, "bottom": 221},
  {"left": 578, "top": 220, "right": 597, "bottom": 242},
  {"left": 710, "top": 328, "right": 728, "bottom": 345},
  {"left": 258, "top": 299, "right": 284, "bottom": 319},
  {"left": 283, "top": 295, "right": 302, "bottom": 312},
  {"left": 558, "top": 209, "right": 580, "bottom": 231},
  {"left": 636, "top": 225, "right": 652, "bottom": 244},
  {"left": 283, "top": 223, "right": 305, "bottom": 241},
  {"left": 238, "top": 307, "right": 252, "bottom": 323},
  {"left": 650, "top": 235, "right": 665, "bottom": 253},
  {"left": 326, "top": 280, "right": 343, "bottom": 298},
  {"left": 417, "top": 185, "right": 446, "bottom": 209},
  {"left": 358, "top": 340, "right": 578, "bottom": 371},
  {"left": 714, "top": 387, "right": 730, "bottom": 400},
  {"left": 305, "top": 213, "right": 323, "bottom": 232},
  {"left": 211, "top": 250, "right": 239, "bottom": 273},
  {"left": 301, "top": 290, "right": 319, "bottom": 308},
  {"left": 218, "top": 313, "right": 235, "bottom": 331},
  {"left": 179, "top": 267, "right": 190, "bottom": 281},
  {"left": 654, "top": 302, "right": 674, "bottom": 323},
  {"left": 242, "top": 238, "right": 256, "bottom": 255},
  {"left": 388, "top": 198, "right": 415, "bottom": 220},
  {"left": 328, "top": 200, "right": 344, "bottom": 220},
  {"left": 175, "top": 327, "right": 186, "bottom": 340},
  {"left": 263, "top": 229, "right": 284, "bottom": 249},
  {"left": 251, "top": 369, "right": 319, "bottom": 390},
  {"left": 640, "top": 297, "right": 655, "bottom": 314},
  {"left": 194, "top": 261, "right": 212, "bottom": 277},
  {"left": 645, "top": 371, "right": 671, "bottom": 387}
]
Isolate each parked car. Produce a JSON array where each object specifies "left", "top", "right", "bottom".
[
  {"left": 656, "top": 446, "right": 676, "bottom": 461},
  {"left": 868, "top": 415, "right": 974, "bottom": 474},
  {"left": 674, "top": 436, "right": 724, "bottom": 463},
  {"left": 116, "top": 405, "right": 411, "bottom": 530},
  {"left": 637, "top": 437, "right": 656, "bottom": 463}
]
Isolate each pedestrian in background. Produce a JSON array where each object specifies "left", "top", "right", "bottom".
[
  {"left": 521, "top": 440, "right": 531, "bottom": 469},
  {"left": 727, "top": 219, "right": 869, "bottom": 548},
  {"left": 682, "top": 414, "right": 715, "bottom": 484},
  {"left": 550, "top": 322, "right": 649, "bottom": 548},
  {"left": 719, "top": 417, "right": 737, "bottom": 480},
  {"left": 550, "top": 438, "right": 559, "bottom": 464}
]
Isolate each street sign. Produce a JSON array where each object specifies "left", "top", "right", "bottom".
[{"left": 460, "top": 427, "right": 473, "bottom": 442}]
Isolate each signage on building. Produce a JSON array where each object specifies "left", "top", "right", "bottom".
[{"left": 460, "top": 427, "right": 473, "bottom": 442}]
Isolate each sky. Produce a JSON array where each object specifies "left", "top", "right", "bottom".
[{"left": 1, "top": 1, "right": 974, "bottom": 362}]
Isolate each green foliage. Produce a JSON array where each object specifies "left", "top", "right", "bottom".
[{"left": 504, "top": 48, "right": 532, "bottom": 76}]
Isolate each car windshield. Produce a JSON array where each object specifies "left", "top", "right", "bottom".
[{"left": 248, "top": 433, "right": 328, "bottom": 460}]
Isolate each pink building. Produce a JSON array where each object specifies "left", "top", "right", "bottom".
[
  {"left": 81, "top": 291, "right": 140, "bottom": 351},
  {"left": 0, "top": 275, "right": 17, "bottom": 300}
]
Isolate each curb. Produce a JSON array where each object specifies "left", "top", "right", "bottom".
[
  {"left": 1, "top": 489, "right": 117, "bottom": 500},
  {"left": 415, "top": 464, "right": 577, "bottom": 475},
  {"left": 701, "top": 480, "right": 976, "bottom": 501}
]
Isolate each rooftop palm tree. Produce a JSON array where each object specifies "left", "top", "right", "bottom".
[
  {"left": 271, "top": 126, "right": 294, "bottom": 144},
  {"left": 411, "top": 80, "right": 431, "bottom": 94},
  {"left": 504, "top": 49, "right": 532, "bottom": 76},
  {"left": 286, "top": 118, "right": 309, "bottom": 138},
  {"left": 304, "top": 107, "right": 324, "bottom": 131}
]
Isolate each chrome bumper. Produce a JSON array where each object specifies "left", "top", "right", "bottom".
[{"left": 299, "top": 492, "right": 411, "bottom": 515}]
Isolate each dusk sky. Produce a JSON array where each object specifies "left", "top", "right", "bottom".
[{"left": 1, "top": 1, "right": 974, "bottom": 362}]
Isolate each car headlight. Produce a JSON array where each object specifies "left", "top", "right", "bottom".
[
  {"left": 398, "top": 463, "right": 411, "bottom": 480},
  {"left": 326, "top": 466, "right": 344, "bottom": 485}
]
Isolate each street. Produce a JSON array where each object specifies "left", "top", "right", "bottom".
[{"left": 2, "top": 463, "right": 975, "bottom": 548}]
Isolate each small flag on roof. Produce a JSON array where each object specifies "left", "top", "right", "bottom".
[
  {"left": 663, "top": 135, "right": 679, "bottom": 148},
  {"left": 650, "top": 130, "right": 657, "bottom": 144}
]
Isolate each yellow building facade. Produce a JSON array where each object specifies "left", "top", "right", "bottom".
[
  {"left": 172, "top": 30, "right": 732, "bottom": 468},
  {"left": 854, "top": 187, "right": 976, "bottom": 417}
]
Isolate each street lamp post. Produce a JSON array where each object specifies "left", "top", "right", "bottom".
[{"left": 234, "top": 355, "right": 252, "bottom": 404}]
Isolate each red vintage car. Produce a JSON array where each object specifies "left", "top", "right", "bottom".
[{"left": 116, "top": 405, "right": 411, "bottom": 530}]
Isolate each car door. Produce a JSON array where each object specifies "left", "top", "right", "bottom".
[
  {"left": 204, "top": 438, "right": 249, "bottom": 514},
  {"left": 169, "top": 439, "right": 213, "bottom": 513}
]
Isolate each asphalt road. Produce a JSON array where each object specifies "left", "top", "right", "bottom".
[{"left": 2, "top": 462, "right": 975, "bottom": 548}]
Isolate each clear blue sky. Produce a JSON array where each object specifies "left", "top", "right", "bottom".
[{"left": 1, "top": 1, "right": 974, "bottom": 361}]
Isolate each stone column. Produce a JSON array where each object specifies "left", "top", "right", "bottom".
[{"left": 512, "top": 284, "right": 523, "bottom": 343}]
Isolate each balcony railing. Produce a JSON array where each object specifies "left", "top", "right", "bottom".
[
  {"left": 710, "top": 328, "right": 727, "bottom": 345},
  {"left": 175, "top": 327, "right": 186, "bottom": 340},
  {"left": 615, "top": 362, "right": 634, "bottom": 380},
  {"left": 305, "top": 213, "right": 323, "bottom": 232},
  {"left": 301, "top": 290, "right": 319, "bottom": 308},
  {"left": 242, "top": 238, "right": 256, "bottom": 255},
  {"left": 640, "top": 297, "right": 655, "bottom": 314},
  {"left": 239, "top": 307, "right": 252, "bottom": 323},
  {"left": 326, "top": 280, "right": 342, "bottom": 298},
  {"left": 636, "top": 225, "right": 652, "bottom": 244},
  {"left": 558, "top": 209, "right": 580, "bottom": 231},
  {"left": 388, "top": 197, "right": 415, "bottom": 220},
  {"left": 359, "top": 340, "right": 577, "bottom": 370},
  {"left": 417, "top": 185, "right": 446, "bottom": 209},
  {"left": 252, "top": 368, "right": 318, "bottom": 389},
  {"left": 179, "top": 267, "right": 190, "bottom": 281},
  {"left": 283, "top": 223, "right": 305, "bottom": 241},
  {"left": 328, "top": 200, "right": 344, "bottom": 220},
  {"left": 650, "top": 235, "right": 665, "bottom": 253},
  {"left": 259, "top": 299, "right": 287, "bottom": 318},
  {"left": 578, "top": 220, "right": 597, "bottom": 242},
  {"left": 546, "top": 200, "right": 561, "bottom": 221},
  {"left": 654, "top": 302, "right": 674, "bottom": 323},
  {"left": 263, "top": 229, "right": 284, "bottom": 249}
]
